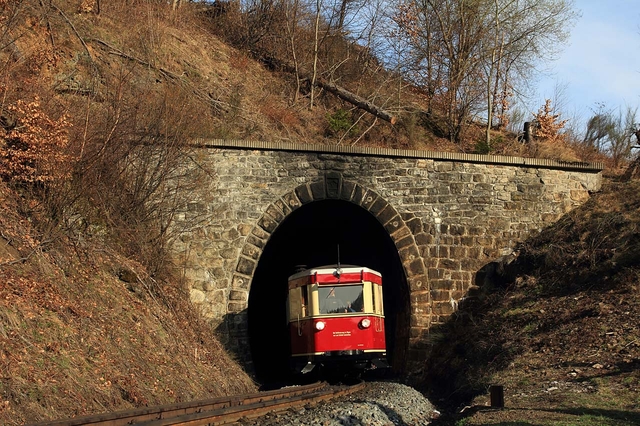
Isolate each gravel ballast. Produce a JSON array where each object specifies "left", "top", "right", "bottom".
[{"left": 237, "top": 381, "right": 439, "bottom": 425}]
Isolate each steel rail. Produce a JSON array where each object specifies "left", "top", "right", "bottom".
[
  {"left": 27, "top": 382, "right": 330, "bottom": 426},
  {"left": 141, "top": 381, "right": 365, "bottom": 425}
]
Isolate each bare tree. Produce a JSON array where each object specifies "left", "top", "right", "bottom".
[
  {"left": 310, "top": 0, "right": 322, "bottom": 109},
  {"left": 392, "top": 0, "right": 576, "bottom": 144},
  {"left": 482, "top": 0, "right": 576, "bottom": 146},
  {"left": 584, "top": 105, "right": 639, "bottom": 167}
]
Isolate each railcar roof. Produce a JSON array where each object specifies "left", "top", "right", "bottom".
[{"left": 287, "top": 264, "right": 381, "bottom": 281}]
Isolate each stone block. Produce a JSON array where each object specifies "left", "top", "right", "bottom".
[
  {"left": 411, "top": 291, "right": 430, "bottom": 304},
  {"left": 283, "top": 191, "right": 302, "bottom": 210},
  {"left": 340, "top": 180, "right": 356, "bottom": 201},
  {"left": 399, "top": 245, "right": 420, "bottom": 264},
  {"left": 258, "top": 215, "right": 277, "bottom": 233},
  {"left": 246, "top": 234, "right": 265, "bottom": 249},
  {"left": 407, "top": 258, "right": 425, "bottom": 276},
  {"left": 265, "top": 204, "right": 285, "bottom": 224},
  {"left": 370, "top": 197, "right": 388, "bottom": 216},
  {"left": 405, "top": 217, "right": 423, "bottom": 234},
  {"left": 229, "top": 289, "right": 247, "bottom": 301},
  {"left": 430, "top": 278, "right": 453, "bottom": 290},
  {"left": 361, "top": 190, "right": 379, "bottom": 210},
  {"left": 384, "top": 216, "right": 403, "bottom": 235},
  {"left": 236, "top": 257, "right": 256, "bottom": 275},
  {"left": 468, "top": 247, "right": 484, "bottom": 259},
  {"left": 190, "top": 288, "right": 206, "bottom": 304},
  {"left": 228, "top": 302, "right": 247, "bottom": 313},
  {"left": 220, "top": 248, "right": 238, "bottom": 259},
  {"left": 415, "top": 232, "right": 434, "bottom": 245},
  {"left": 394, "top": 235, "right": 414, "bottom": 250},
  {"left": 439, "top": 258, "right": 460, "bottom": 271},
  {"left": 432, "top": 301, "right": 455, "bottom": 315},
  {"left": 429, "top": 289, "right": 450, "bottom": 302},
  {"left": 391, "top": 225, "right": 411, "bottom": 240},
  {"left": 427, "top": 268, "right": 444, "bottom": 280},
  {"left": 377, "top": 204, "right": 398, "bottom": 225},
  {"left": 232, "top": 274, "right": 250, "bottom": 290},
  {"left": 309, "top": 180, "right": 326, "bottom": 200},
  {"left": 460, "top": 236, "right": 475, "bottom": 246},
  {"left": 450, "top": 246, "right": 467, "bottom": 258},
  {"left": 241, "top": 243, "right": 261, "bottom": 260},
  {"left": 206, "top": 289, "right": 226, "bottom": 304},
  {"left": 410, "top": 314, "right": 431, "bottom": 327},
  {"left": 295, "top": 184, "right": 313, "bottom": 204},
  {"left": 325, "top": 172, "right": 342, "bottom": 198},
  {"left": 237, "top": 224, "right": 253, "bottom": 236},
  {"left": 449, "top": 224, "right": 466, "bottom": 235},
  {"left": 436, "top": 163, "right": 453, "bottom": 172},
  {"left": 352, "top": 184, "right": 366, "bottom": 205},
  {"left": 409, "top": 275, "right": 427, "bottom": 291},
  {"left": 460, "top": 258, "right": 483, "bottom": 271}
]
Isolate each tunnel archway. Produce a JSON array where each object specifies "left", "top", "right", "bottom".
[{"left": 247, "top": 197, "right": 411, "bottom": 383}]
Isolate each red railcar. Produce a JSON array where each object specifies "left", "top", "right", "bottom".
[{"left": 286, "top": 265, "right": 387, "bottom": 374}]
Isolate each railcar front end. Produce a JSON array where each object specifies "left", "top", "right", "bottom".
[{"left": 286, "top": 265, "right": 387, "bottom": 374}]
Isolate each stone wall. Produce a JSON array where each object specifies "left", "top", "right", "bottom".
[{"left": 170, "top": 140, "right": 602, "bottom": 373}]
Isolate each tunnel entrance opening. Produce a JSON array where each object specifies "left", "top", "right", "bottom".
[{"left": 248, "top": 199, "right": 410, "bottom": 384}]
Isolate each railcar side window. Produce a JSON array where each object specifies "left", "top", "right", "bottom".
[
  {"left": 288, "top": 287, "right": 301, "bottom": 321},
  {"left": 301, "top": 286, "right": 309, "bottom": 317},
  {"left": 375, "top": 284, "right": 384, "bottom": 314},
  {"left": 371, "top": 283, "right": 376, "bottom": 314},
  {"left": 288, "top": 286, "right": 310, "bottom": 320},
  {"left": 318, "top": 285, "right": 364, "bottom": 314}
]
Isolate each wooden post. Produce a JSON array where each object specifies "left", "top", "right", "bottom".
[
  {"left": 523, "top": 122, "right": 532, "bottom": 143},
  {"left": 489, "top": 385, "right": 504, "bottom": 408}
]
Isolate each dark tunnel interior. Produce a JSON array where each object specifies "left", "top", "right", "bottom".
[{"left": 248, "top": 199, "right": 411, "bottom": 383}]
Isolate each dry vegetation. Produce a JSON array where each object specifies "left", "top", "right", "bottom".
[
  {"left": 0, "top": 0, "right": 638, "bottom": 425},
  {"left": 0, "top": 179, "right": 256, "bottom": 424},
  {"left": 425, "top": 178, "right": 640, "bottom": 426}
]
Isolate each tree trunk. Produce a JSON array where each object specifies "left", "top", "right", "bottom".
[
  {"left": 260, "top": 53, "right": 397, "bottom": 124},
  {"left": 316, "top": 79, "right": 397, "bottom": 124},
  {"left": 310, "top": 0, "right": 322, "bottom": 109}
]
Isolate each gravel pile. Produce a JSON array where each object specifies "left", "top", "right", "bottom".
[{"left": 237, "top": 381, "right": 439, "bottom": 425}]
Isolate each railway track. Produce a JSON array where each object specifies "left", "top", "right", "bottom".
[{"left": 29, "top": 381, "right": 365, "bottom": 426}]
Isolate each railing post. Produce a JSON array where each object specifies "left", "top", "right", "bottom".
[{"left": 489, "top": 385, "right": 504, "bottom": 408}]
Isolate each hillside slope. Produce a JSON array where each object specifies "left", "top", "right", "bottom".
[
  {"left": 0, "top": 181, "right": 256, "bottom": 424},
  {"left": 426, "top": 177, "right": 640, "bottom": 425},
  {"left": 1, "top": 1, "right": 633, "bottom": 425}
]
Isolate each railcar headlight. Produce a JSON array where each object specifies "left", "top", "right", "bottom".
[
  {"left": 315, "top": 321, "right": 326, "bottom": 331},
  {"left": 360, "top": 318, "right": 371, "bottom": 329}
]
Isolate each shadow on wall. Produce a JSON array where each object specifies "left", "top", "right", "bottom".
[
  {"left": 418, "top": 256, "right": 520, "bottom": 410},
  {"left": 214, "top": 309, "right": 255, "bottom": 372}
]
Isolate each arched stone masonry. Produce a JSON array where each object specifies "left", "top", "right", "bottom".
[
  {"left": 227, "top": 173, "right": 427, "bottom": 369},
  {"left": 172, "top": 140, "right": 602, "bottom": 378}
]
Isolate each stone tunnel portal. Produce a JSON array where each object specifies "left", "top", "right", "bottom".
[{"left": 248, "top": 199, "right": 411, "bottom": 383}]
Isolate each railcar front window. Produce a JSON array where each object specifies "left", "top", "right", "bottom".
[{"left": 319, "top": 285, "right": 364, "bottom": 314}]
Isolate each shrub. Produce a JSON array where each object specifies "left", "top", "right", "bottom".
[
  {"left": 0, "top": 95, "right": 73, "bottom": 186},
  {"left": 326, "top": 108, "right": 354, "bottom": 135}
]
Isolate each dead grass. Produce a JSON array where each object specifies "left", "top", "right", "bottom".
[
  {"left": 426, "top": 178, "right": 640, "bottom": 426},
  {"left": 0, "top": 182, "right": 256, "bottom": 425},
  {"left": 1, "top": 2, "right": 636, "bottom": 425}
]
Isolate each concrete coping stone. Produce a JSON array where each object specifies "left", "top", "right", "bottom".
[{"left": 192, "top": 138, "right": 604, "bottom": 172}]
